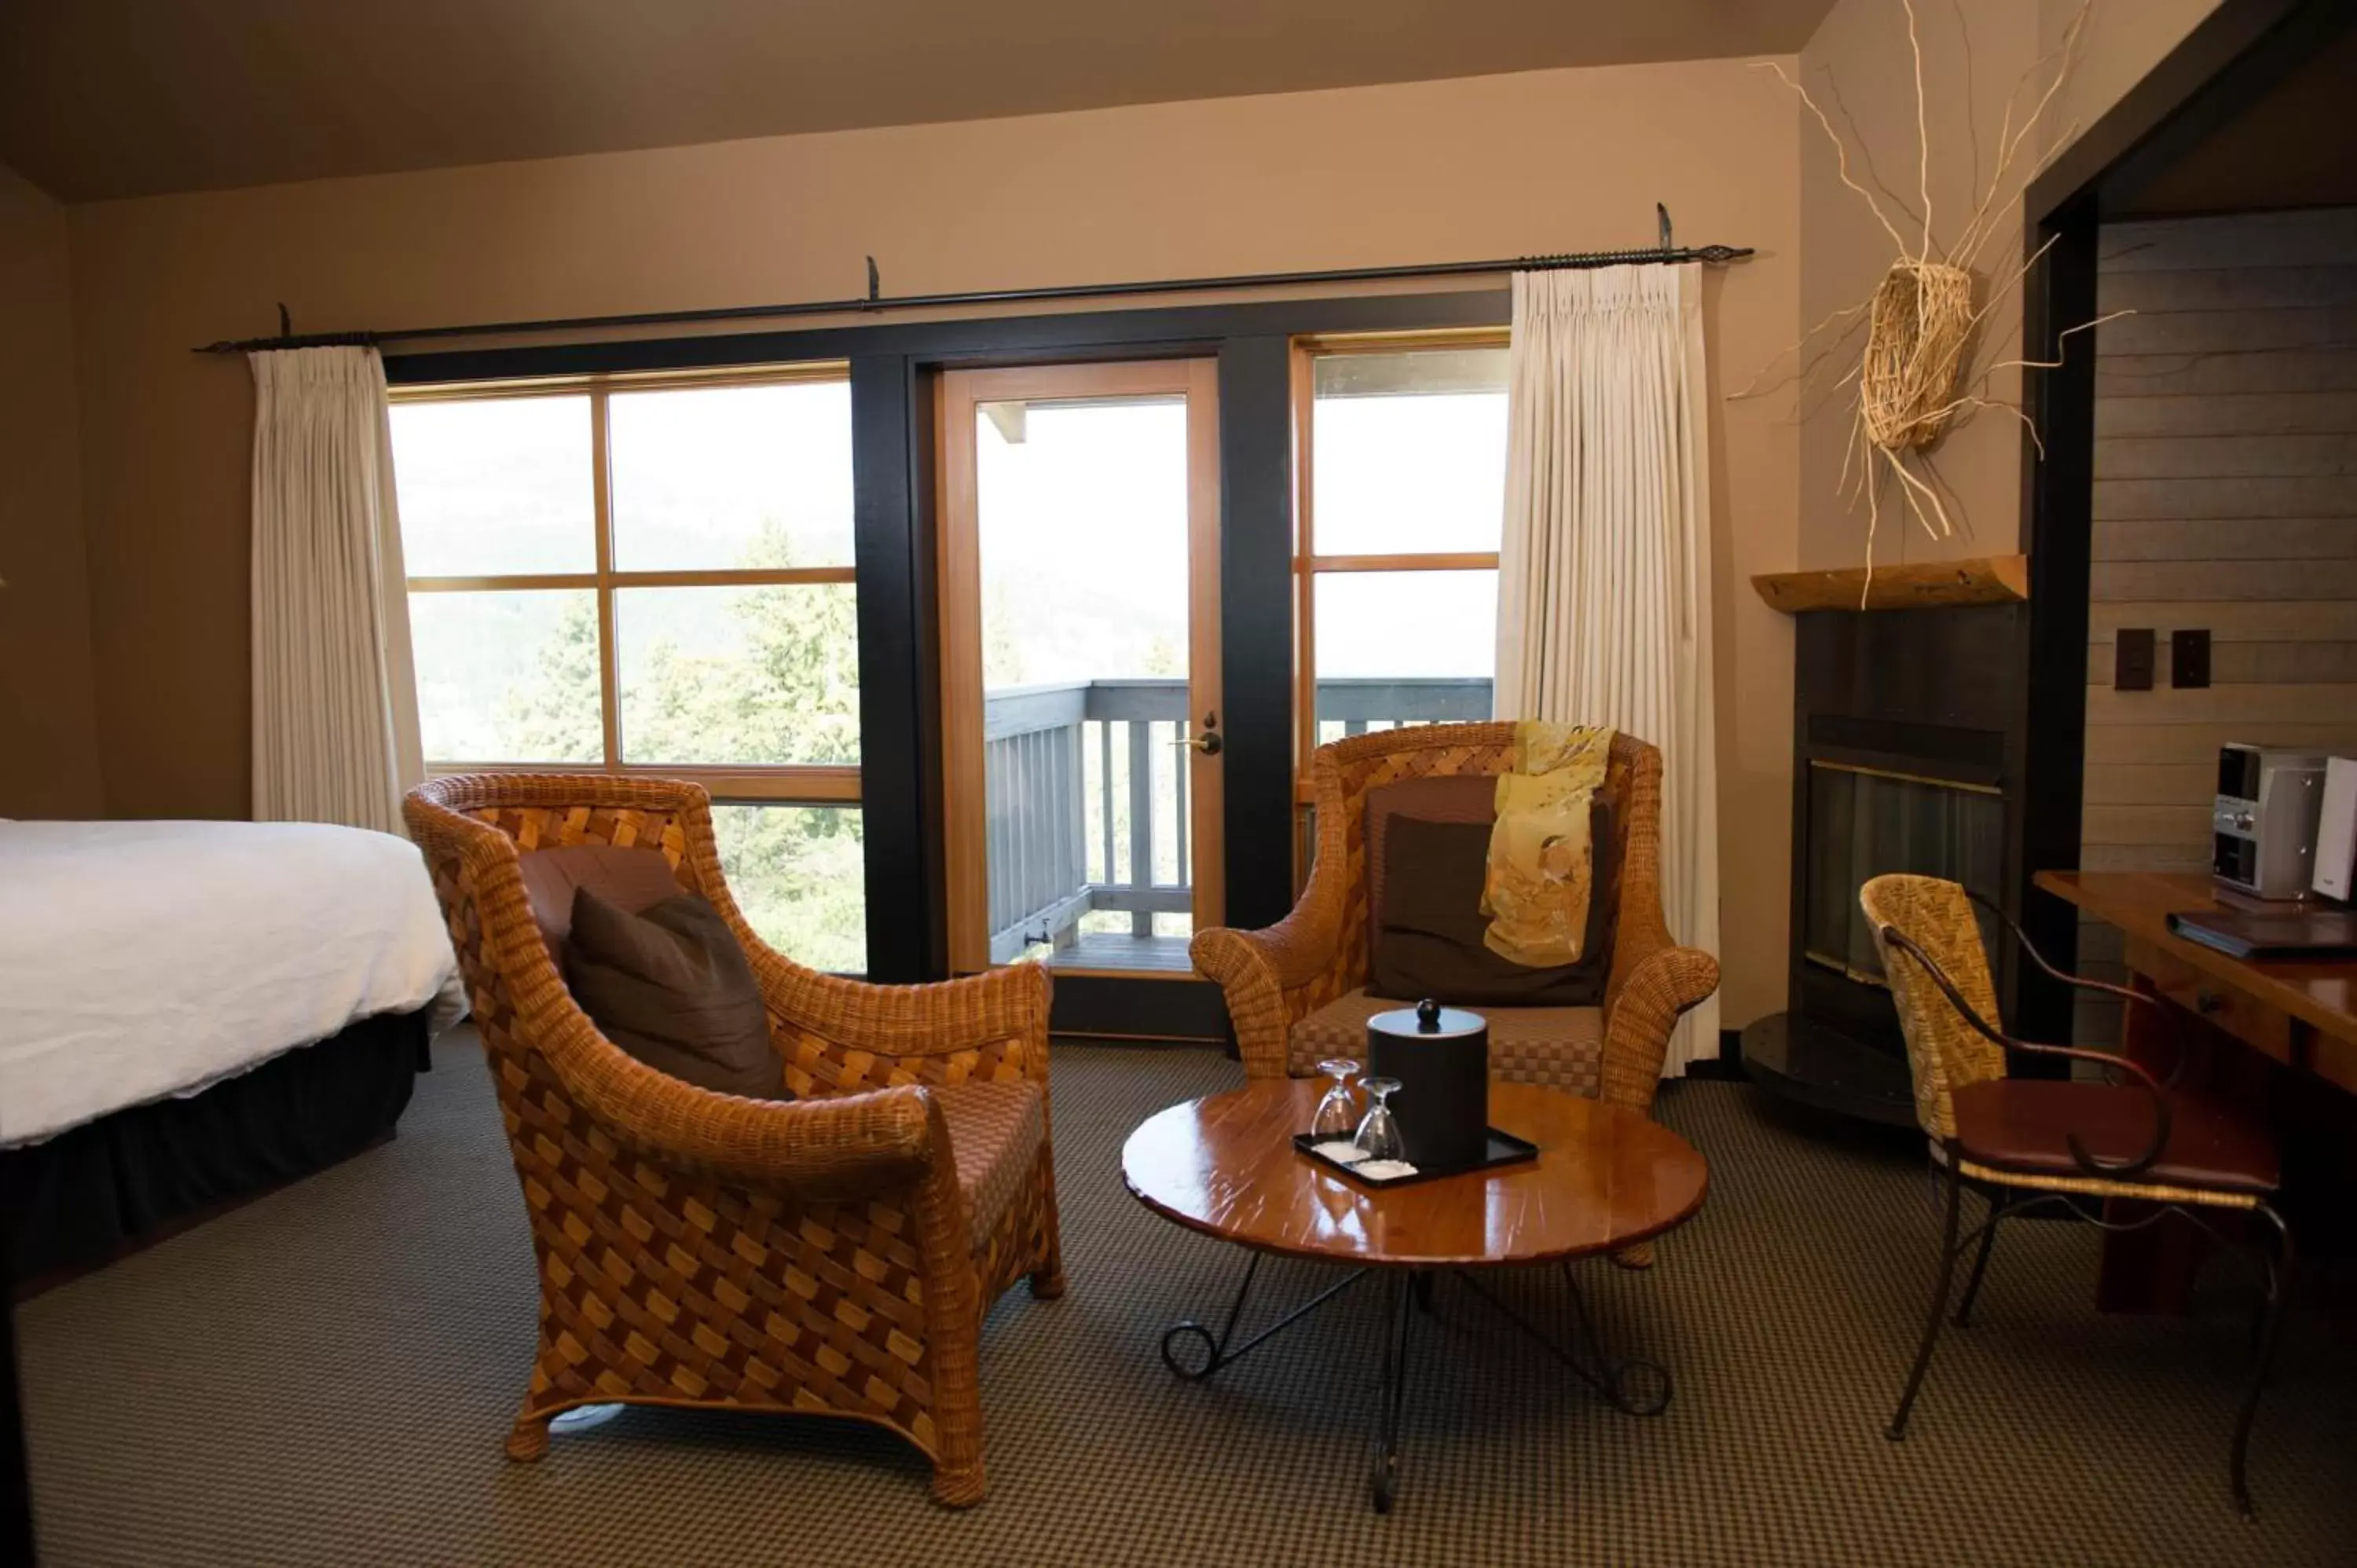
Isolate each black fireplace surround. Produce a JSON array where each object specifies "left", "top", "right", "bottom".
[{"left": 1743, "top": 603, "right": 2033, "bottom": 1125}]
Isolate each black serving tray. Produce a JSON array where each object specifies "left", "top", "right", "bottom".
[{"left": 1291, "top": 1128, "right": 1539, "bottom": 1189}]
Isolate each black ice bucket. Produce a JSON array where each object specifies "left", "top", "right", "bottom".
[{"left": 1365, "top": 1000, "right": 1490, "bottom": 1173}]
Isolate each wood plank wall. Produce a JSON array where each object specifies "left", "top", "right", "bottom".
[{"left": 2077, "top": 208, "right": 2357, "bottom": 1043}]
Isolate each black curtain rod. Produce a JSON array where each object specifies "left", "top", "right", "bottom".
[{"left": 192, "top": 203, "right": 1751, "bottom": 356}]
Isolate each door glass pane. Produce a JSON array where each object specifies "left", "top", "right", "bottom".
[
  {"left": 1310, "top": 348, "right": 1508, "bottom": 556},
  {"left": 407, "top": 589, "right": 601, "bottom": 763},
  {"left": 1313, "top": 570, "right": 1497, "bottom": 744},
  {"left": 609, "top": 380, "right": 854, "bottom": 570},
  {"left": 974, "top": 394, "right": 1191, "bottom": 963},
  {"left": 711, "top": 804, "right": 867, "bottom": 975},
  {"left": 390, "top": 396, "right": 594, "bottom": 575},
  {"left": 614, "top": 584, "right": 860, "bottom": 764}
]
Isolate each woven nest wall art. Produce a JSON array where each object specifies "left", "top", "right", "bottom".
[{"left": 1743, "top": 0, "right": 2128, "bottom": 592}]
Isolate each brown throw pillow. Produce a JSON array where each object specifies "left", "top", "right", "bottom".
[
  {"left": 1363, "top": 774, "right": 1499, "bottom": 966},
  {"left": 1368, "top": 800, "right": 1618, "bottom": 1007},
  {"left": 562, "top": 886, "right": 790, "bottom": 1101}
]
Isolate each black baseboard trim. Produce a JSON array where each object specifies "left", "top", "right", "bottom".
[
  {"left": 1047, "top": 976, "right": 1232, "bottom": 1042},
  {"left": 1680, "top": 1028, "right": 1748, "bottom": 1082}
]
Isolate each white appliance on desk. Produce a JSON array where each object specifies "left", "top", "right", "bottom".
[
  {"left": 2314, "top": 756, "right": 2357, "bottom": 902},
  {"left": 2213, "top": 744, "right": 2326, "bottom": 900}
]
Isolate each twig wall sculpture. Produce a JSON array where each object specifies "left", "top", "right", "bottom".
[{"left": 1744, "top": 0, "right": 2128, "bottom": 594}]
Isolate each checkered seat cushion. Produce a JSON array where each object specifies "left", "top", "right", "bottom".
[
  {"left": 1288, "top": 989, "right": 1605, "bottom": 1097},
  {"left": 934, "top": 1080, "right": 1047, "bottom": 1254}
]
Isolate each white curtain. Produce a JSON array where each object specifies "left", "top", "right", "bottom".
[
  {"left": 249, "top": 346, "right": 422, "bottom": 834},
  {"left": 1494, "top": 266, "right": 1720, "bottom": 1075}
]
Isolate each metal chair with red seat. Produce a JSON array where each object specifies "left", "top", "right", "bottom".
[{"left": 1857, "top": 872, "right": 2293, "bottom": 1519}]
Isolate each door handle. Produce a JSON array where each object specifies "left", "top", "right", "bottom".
[{"left": 1171, "top": 732, "right": 1223, "bottom": 756}]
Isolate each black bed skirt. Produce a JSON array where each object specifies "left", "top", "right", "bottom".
[{"left": 2, "top": 1008, "right": 427, "bottom": 1289}]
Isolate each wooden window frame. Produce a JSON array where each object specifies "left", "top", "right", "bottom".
[
  {"left": 1289, "top": 328, "right": 1510, "bottom": 799},
  {"left": 393, "top": 361, "right": 860, "bottom": 806}
]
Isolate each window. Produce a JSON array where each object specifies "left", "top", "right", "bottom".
[
  {"left": 390, "top": 366, "right": 867, "bottom": 972},
  {"left": 1292, "top": 335, "right": 1510, "bottom": 777}
]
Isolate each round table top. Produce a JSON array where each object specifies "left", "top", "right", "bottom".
[{"left": 1120, "top": 1079, "right": 1710, "bottom": 1269}]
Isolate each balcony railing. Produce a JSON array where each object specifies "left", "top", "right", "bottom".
[{"left": 980, "top": 676, "right": 1490, "bottom": 964}]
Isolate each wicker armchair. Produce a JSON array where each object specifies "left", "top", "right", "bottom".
[
  {"left": 1860, "top": 873, "right": 2290, "bottom": 1518},
  {"left": 1191, "top": 724, "right": 1719, "bottom": 1117},
  {"left": 404, "top": 773, "right": 1064, "bottom": 1508}
]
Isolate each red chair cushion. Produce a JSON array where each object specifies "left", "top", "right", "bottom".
[{"left": 1951, "top": 1079, "right": 2279, "bottom": 1193}]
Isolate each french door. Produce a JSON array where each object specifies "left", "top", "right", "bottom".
[{"left": 937, "top": 359, "right": 1223, "bottom": 984}]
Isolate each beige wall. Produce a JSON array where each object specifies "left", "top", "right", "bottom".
[
  {"left": 0, "top": 161, "right": 104, "bottom": 817},
  {"left": 1793, "top": 0, "right": 2227, "bottom": 570},
  {"left": 2047, "top": 0, "right": 2231, "bottom": 141},
  {"left": 63, "top": 60, "right": 1804, "bottom": 1024}
]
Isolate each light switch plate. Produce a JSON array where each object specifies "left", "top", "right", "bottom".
[
  {"left": 2115, "top": 628, "right": 2154, "bottom": 691},
  {"left": 2172, "top": 628, "right": 2211, "bottom": 689}
]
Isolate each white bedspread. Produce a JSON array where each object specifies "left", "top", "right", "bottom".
[{"left": 0, "top": 820, "right": 463, "bottom": 1148}]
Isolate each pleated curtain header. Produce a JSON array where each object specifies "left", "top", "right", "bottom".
[{"left": 1510, "top": 266, "right": 1689, "bottom": 321}]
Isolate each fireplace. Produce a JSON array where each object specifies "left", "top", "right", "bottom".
[
  {"left": 1742, "top": 601, "right": 2029, "bottom": 1125},
  {"left": 1802, "top": 762, "right": 2004, "bottom": 988}
]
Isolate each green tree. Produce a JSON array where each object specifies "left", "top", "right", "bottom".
[
  {"left": 500, "top": 599, "right": 602, "bottom": 763},
  {"left": 982, "top": 580, "right": 1025, "bottom": 688}
]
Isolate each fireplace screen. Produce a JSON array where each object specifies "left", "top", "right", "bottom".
[{"left": 1805, "top": 761, "right": 2003, "bottom": 984}]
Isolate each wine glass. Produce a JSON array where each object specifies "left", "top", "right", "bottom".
[
  {"left": 1313, "top": 1058, "right": 1362, "bottom": 1140},
  {"left": 1354, "top": 1077, "right": 1404, "bottom": 1164}
]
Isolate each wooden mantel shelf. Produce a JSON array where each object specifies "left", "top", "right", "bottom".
[{"left": 1750, "top": 553, "right": 2029, "bottom": 614}]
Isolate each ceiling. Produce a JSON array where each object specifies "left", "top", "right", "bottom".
[{"left": 0, "top": 0, "right": 1838, "bottom": 203}]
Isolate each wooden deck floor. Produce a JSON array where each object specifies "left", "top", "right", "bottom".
[{"left": 1039, "top": 932, "right": 1197, "bottom": 975}]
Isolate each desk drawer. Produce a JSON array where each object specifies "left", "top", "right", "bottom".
[{"left": 2128, "top": 940, "right": 2294, "bottom": 1065}]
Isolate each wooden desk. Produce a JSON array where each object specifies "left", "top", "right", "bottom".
[
  {"left": 2035, "top": 871, "right": 2357, "bottom": 1314},
  {"left": 2036, "top": 872, "right": 2357, "bottom": 1091}
]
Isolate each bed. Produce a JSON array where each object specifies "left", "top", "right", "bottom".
[{"left": 0, "top": 820, "right": 462, "bottom": 1286}]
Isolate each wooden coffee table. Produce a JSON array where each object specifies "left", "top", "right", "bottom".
[{"left": 1121, "top": 1077, "right": 1709, "bottom": 1511}]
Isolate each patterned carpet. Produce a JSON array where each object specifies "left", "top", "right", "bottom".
[{"left": 17, "top": 1032, "right": 2357, "bottom": 1567}]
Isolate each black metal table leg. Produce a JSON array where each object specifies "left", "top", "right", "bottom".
[
  {"left": 1451, "top": 1265, "right": 1673, "bottom": 1417},
  {"left": 1369, "top": 1269, "right": 1416, "bottom": 1513},
  {"left": 1161, "top": 1258, "right": 1675, "bottom": 1517},
  {"left": 1160, "top": 1254, "right": 1369, "bottom": 1381}
]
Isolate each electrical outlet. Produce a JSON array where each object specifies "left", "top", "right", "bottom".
[
  {"left": 2115, "top": 628, "right": 2154, "bottom": 691},
  {"left": 2172, "top": 628, "right": 2211, "bottom": 689}
]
